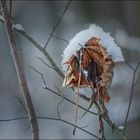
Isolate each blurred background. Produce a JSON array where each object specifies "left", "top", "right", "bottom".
[{"left": 0, "top": 0, "right": 140, "bottom": 139}]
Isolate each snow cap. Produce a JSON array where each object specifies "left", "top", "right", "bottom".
[{"left": 62, "top": 24, "right": 124, "bottom": 70}]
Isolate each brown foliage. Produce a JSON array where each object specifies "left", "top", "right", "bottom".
[{"left": 63, "top": 37, "right": 114, "bottom": 102}]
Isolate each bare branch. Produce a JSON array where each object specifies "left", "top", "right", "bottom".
[
  {"left": 29, "top": 66, "right": 97, "bottom": 116},
  {"left": 39, "top": 117, "right": 100, "bottom": 139},
  {"left": 0, "top": 15, "right": 92, "bottom": 104},
  {"left": 37, "top": 56, "right": 55, "bottom": 70},
  {"left": 124, "top": 61, "right": 140, "bottom": 134},
  {"left": 43, "top": 0, "right": 72, "bottom": 50},
  {"left": 135, "top": 61, "right": 140, "bottom": 71},
  {"left": 12, "top": 95, "right": 28, "bottom": 114},
  {"left": 52, "top": 35, "right": 69, "bottom": 43},
  {"left": 125, "top": 61, "right": 134, "bottom": 71},
  {"left": 28, "top": 65, "right": 47, "bottom": 88},
  {"left": 0, "top": 116, "right": 99, "bottom": 139},
  {"left": 0, "top": 117, "right": 28, "bottom": 122},
  {"left": 0, "top": 1, "right": 39, "bottom": 139},
  {"left": 15, "top": 29, "right": 65, "bottom": 79},
  {"left": 29, "top": 65, "right": 126, "bottom": 135},
  {"left": 134, "top": 72, "right": 140, "bottom": 87},
  {"left": 47, "top": 87, "right": 97, "bottom": 115}
]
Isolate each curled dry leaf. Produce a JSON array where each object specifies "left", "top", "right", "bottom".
[
  {"left": 63, "top": 37, "right": 114, "bottom": 102},
  {"left": 62, "top": 24, "right": 124, "bottom": 138}
]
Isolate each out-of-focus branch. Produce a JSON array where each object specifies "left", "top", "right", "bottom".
[
  {"left": 124, "top": 61, "right": 140, "bottom": 137},
  {"left": 134, "top": 72, "right": 140, "bottom": 87},
  {"left": 0, "top": 1, "right": 39, "bottom": 139},
  {"left": 125, "top": 62, "right": 134, "bottom": 71},
  {"left": 43, "top": 0, "right": 72, "bottom": 50},
  {"left": 12, "top": 95, "right": 28, "bottom": 114},
  {"left": 134, "top": 62, "right": 140, "bottom": 87}
]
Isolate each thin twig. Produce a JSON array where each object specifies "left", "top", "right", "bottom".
[
  {"left": 0, "top": 117, "right": 28, "bottom": 122},
  {"left": 52, "top": 35, "right": 69, "bottom": 43},
  {"left": 15, "top": 29, "right": 65, "bottom": 79},
  {"left": 47, "top": 87, "right": 97, "bottom": 115},
  {"left": 43, "top": 0, "right": 72, "bottom": 50},
  {"left": 133, "top": 62, "right": 140, "bottom": 87},
  {"left": 124, "top": 61, "right": 140, "bottom": 134},
  {"left": 12, "top": 95, "right": 28, "bottom": 114},
  {"left": 0, "top": 1, "right": 39, "bottom": 139},
  {"left": 38, "top": 117, "right": 100, "bottom": 139},
  {"left": 55, "top": 86, "right": 64, "bottom": 119},
  {"left": 0, "top": 116, "right": 99, "bottom": 139},
  {"left": 125, "top": 61, "right": 134, "bottom": 71},
  {"left": 28, "top": 65, "right": 47, "bottom": 88},
  {"left": 37, "top": 56, "right": 55, "bottom": 70}
]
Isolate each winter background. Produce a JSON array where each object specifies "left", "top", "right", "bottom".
[{"left": 0, "top": 1, "right": 140, "bottom": 139}]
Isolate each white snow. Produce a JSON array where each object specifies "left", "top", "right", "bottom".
[
  {"left": 62, "top": 24, "right": 124, "bottom": 71},
  {"left": 0, "top": 16, "right": 24, "bottom": 32},
  {"left": 13, "top": 24, "right": 24, "bottom": 32},
  {"left": 0, "top": 15, "right": 24, "bottom": 32},
  {"left": 118, "top": 125, "right": 124, "bottom": 130}
]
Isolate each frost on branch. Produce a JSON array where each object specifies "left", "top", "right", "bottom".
[
  {"left": 13, "top": 24, "right": 24, "bottom": 32},
  {"left": 0, "top": 15, "right": 24, "bottom": 32},
  {"left": 61, "top": 24, "right": 124, "bottom": 139}
]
